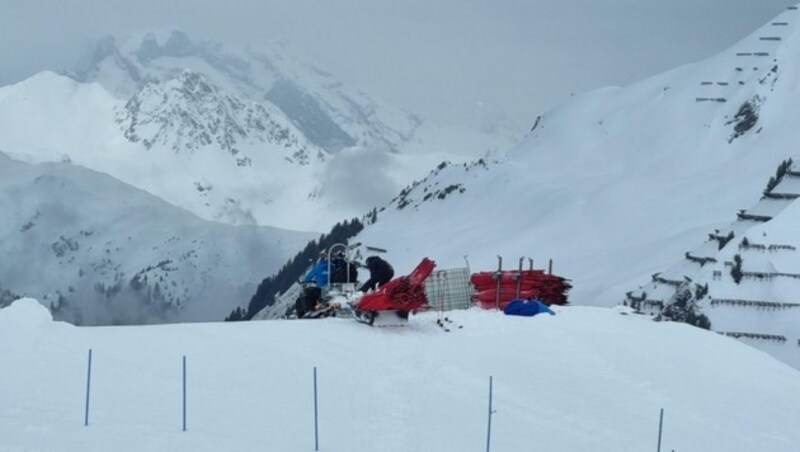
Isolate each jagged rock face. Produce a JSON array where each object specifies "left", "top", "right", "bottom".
[
  {"left": 266, "top": 78, "right": 357, "bottom": 153},
  {"left": 78, "top": 30, "right": 421, "bottom": 155},
  {"left": 135, "top": 30, "right": 197, "bottom": 63},
  {"left": 727, "top": 95, "right": 763, "bottom": 142},
  {"left": 388, "top": 159, "right": 487, "bottom": 211},
  {"left": 116, "top": 70, "right": 309, "bottom": 166}
]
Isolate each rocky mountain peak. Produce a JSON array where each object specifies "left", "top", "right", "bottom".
[{"left": 115, "top": 69, "right": 314, "bottom": 165}]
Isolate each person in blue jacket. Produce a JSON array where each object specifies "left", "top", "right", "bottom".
[
  {"left": 296, "top": 251, "right": 353, "bottom": 318},
  {"left": 304, "top": 251, "right": 350, "bottom": 288},
  {"left": 304, "top": 251, "right": 332, "bottom": 288}
]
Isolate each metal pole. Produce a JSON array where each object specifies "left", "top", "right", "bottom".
[
  {"left": 548, "top": 259, "right": 553, "bottom": 275},
  {"left": 183, "top": 356, "right": 187, "bottom": 432},
  {"left": 314, "top": 366, "right": 319, "bottom": 451},
  {"left": 657, "top": 408, "right": 664, "bottom": 452},
  {"left": 84, "top": 349, "right": 92, "bottom": 426},
  {"left": 515, "top": 257, "right": 524, "bottom": 299},
  {"left": 486, "top": 376, "right": 494, "bottom": 452},
  {"left": 495, "top": 256, "right": 503, "bottom": 310}
]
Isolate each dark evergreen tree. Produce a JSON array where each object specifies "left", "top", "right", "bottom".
[
  {"left": 655, "top": 283, "right": 711, "bottom": 330},
  {"left": 694, "top": 283, "right": 709, "bottom": 300},
  {"left": 764, "top": 158, "right": 793, "bottom": 194},
  {"left": 225, "top": 307, "right": 245, "bottom": 322},
  {"left": 225, "top": 217, "right": 365, "bottom": 321},
  {"left": 731, "top": 254, "right": 743, "bottom": 284},
  {"left": 718, "top": 231, "right": 735, "bottom": 250},
  {"left": 0, "top": 287, "right": 21, "bottom": 309}
]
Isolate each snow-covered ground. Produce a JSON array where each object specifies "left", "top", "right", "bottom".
[{"left": 2, "top": 298, "right": 799, "bottom": 452}]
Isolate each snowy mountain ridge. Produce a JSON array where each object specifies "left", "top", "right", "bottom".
[
  {"left": 0, "top": 152, "right": 313, "bottom": 325},
  {"left": 0, "top": 30, "right": 507, "bottom": 231},
  {"left": 116, "top": 69, "right": 315, "bottom": 166},
  {"left": 350, "top": 4, "right": 800, "bottom": 368},
  {"left": 73, "top": 30, "right": 421, "bottom": 154}
]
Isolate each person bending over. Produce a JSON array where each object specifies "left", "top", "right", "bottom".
[{"left": 358, "top": 256, "right": 394, "bottom": 293}]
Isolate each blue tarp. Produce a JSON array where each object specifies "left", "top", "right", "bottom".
[
  {"left": 503, "top": 299, "right": 556, "bottom": 317},
  {"left": 304, "top": 260, "right": 331, "bottom": 287}
]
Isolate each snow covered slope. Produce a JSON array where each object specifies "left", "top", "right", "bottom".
[
  {"left": 355, "top": 5, "right": 800, "bottom": 305},
  {"left": 2, "top": 298, "right": 799, "bottom": 451},
  {"left": 0, "top": 30, "right": 510, "bottom": 231},
  {"left": 624, "top": 159, "right": 800, "bottom": 369},
  {"left": 0, "top": 68, "right": 330, "bottom": 229},
  {"left": 0, "top": 152, "right": 313, "bottom": 325}
]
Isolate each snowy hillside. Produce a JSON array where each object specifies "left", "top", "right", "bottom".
[
  {"left": 2, "top": 298, "right": 799, "bottom": 451},
  {"left": 624, "top": 159, "right": 800, "bottom": 368},
  {"left": 347, "top": 5, "right": 800, "bottom": 366},
  {"left": 355, "top": 6, "right": 800, "bottom": 304},
  {"left": 0, "top": 152, "right": 313, "bottom": 325},
  {"left": 0, "top": 30, "right": 512, "bottom": 231}
]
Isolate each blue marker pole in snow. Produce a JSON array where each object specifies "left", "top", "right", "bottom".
[
  {"left": 84, "top": 349, "right": 92, "bottom": 426},
  {"left": 486, "top": 376, "right": 494, "bottom": 452},
  {"left": 182, "top": 356, "right": 187, "bottom": 432},
  {"left": 314, "top": 366, "right": 319, "bottom": 451},
  {"left": 657, "top": 408, "right": 664, "bottom": 452}
]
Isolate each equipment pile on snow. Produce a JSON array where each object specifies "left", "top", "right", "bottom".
[
  {"left": 352, "top": 258, "right": 436, "bottom": 325},
  {"left": 470, "top": 267, "right": 571, "bottom": 309},
  {"left": 357, "top": 258, "right": 435, "bottom": 312}
]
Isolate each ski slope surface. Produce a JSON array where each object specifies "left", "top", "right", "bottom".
[{"left": 2, "top": 298, "right": 799, "bottom": 452}]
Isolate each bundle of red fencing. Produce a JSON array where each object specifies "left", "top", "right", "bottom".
[
  {"left": 470, "top": 269, "right": 571, "bottom": 309},
  {"left": 356, "top": 258, "right": 436, "bottom": 312}
]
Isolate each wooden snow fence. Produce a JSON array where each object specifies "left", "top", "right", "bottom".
[
  {"left": 721, "top": 331, "right": 787, "bottom": 343},
  {"left": 710, "top": 298, "right": 800, "bottom": 310}
]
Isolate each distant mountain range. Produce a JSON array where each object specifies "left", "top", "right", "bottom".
[
  {"left": 0, "top": 30, "right": 513, "bottom": 325},
  {"left": 0, "top": 152, "right": 313, "bottom": 325},
  {"left": 0, "top": 30, "right": 515, "bottom": 231}
]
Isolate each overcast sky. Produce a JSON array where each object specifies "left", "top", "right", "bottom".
[{"left": 1, "top": 0, "right": 795, "bottom": 131}]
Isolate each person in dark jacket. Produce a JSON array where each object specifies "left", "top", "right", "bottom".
[{"left": 358, "top": 256, "right": 394, "bottom": 292}]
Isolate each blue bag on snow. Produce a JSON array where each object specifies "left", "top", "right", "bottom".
[{"left": 503, "top": 299, "right": 556, "bottom": 317}]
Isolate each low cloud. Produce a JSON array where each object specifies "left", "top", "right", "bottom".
[{"left": 316, "top": 147, "right": 397, "bottom": 214}]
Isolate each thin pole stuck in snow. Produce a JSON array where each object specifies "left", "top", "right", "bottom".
[
  {"left": 84, "top": 349, "right": 92, "bottom": 426},
  {"left": 314, "top": 366, "right": 319, "bottom": 451},
  {"left": 182, "top": 356, "right": 187, "bottom": 432},
  {"left": 495, "top": 256, "right": 503, "bottom": 310},
  {"left": 486, "top": 376, "right": 494, "bottom": 452},
  {"left": 657, "top": 408, "right": 664, "bottom": 452}
]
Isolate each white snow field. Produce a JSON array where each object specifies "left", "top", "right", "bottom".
[{"left": 2, "top": 298, "right": 799, "bottom": 452}]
